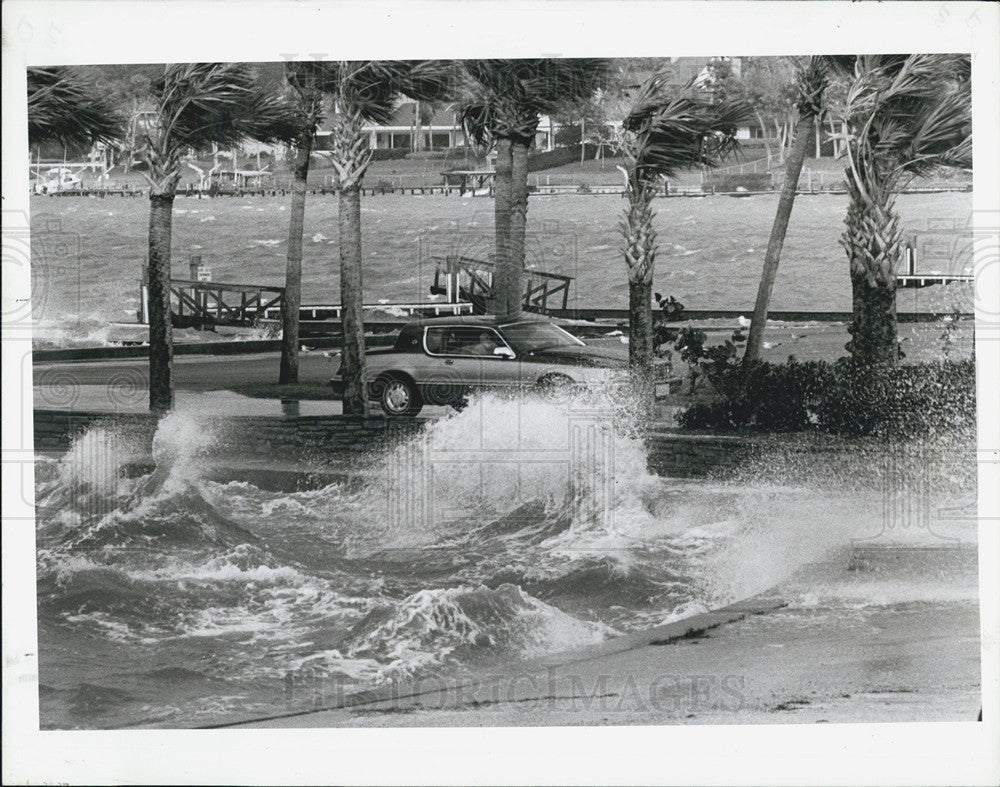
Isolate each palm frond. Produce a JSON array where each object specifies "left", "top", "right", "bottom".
[
  {"left": 901, "top": 84, "right": 972, "bottom": 174},
  {"left": 396, "top": 60, "right": 458, "bottom": 103},
  {"left": 461, "top": 59, "right": 611, "bottom": 142},
  {"left": 27, "top": 66, "right": 124, "bottom": 147},
  {"left": 154, "top": 63, "right": 300, "bottom": 151},
  {"left": 284, "top": 62, "right": 328, "bottom": 133},
  {"left": 843, "top": 53, "right": 971, "bottom": 189},
  {"left": 820, "top": 55, "right": 857, "bottom": 79},
  {"left": 323, "top": 60, "right": 458, "bottom": 125},
  {"left": 626, "top": 74, "right": 754, "bottom": 182},
  {"left": 459, "top": 101, "right": 495, "bottom": 146},
  {"left": 796, "top": 57, "right": 828, "bottom": 117},
  {"left": 335, "top": 62, "right": 403, "bottom": 124}
]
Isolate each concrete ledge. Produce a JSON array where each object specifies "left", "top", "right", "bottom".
[
  {"left": 33, "top": 408, "right": 760, "bottom": 479},
  {"left": 206, "top": 596, "right": 788, "bottom": 729}
]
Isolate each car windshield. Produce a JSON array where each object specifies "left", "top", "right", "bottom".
[{"left": 500, "top": 322, "right": 584, "bottom": 353}]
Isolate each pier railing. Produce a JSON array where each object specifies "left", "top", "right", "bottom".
[
  {"left": 430, "top": 255, "right": 573, "bottom": 314},
  {"left": 139, "top": 268, "right": 284, "bottom": 328}
]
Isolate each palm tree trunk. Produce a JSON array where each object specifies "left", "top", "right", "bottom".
[
  {"left": 147, "top": 192, "right": 175, "bottom": 411},
  {"left": 841, "top": 172, "right": 901, "bottom": 367},
  {"left": 339, "top": 184, "right": 368, "bottom": 414},
  {"left": 621, "top": 176, "right": 657, "bottom": 380},
  {"left": 492, "top": 138, "right": 514, "bottom": 315},
  {"left": 509, "top": 138, "right": 530, "bottom": 318},
  {"left": 848, "top": 269, "right": 899, "bottom": 365},
  {"left": 279, "top": 132, "right": 312, "bottom": 384},
  {"left": 414, "top": 101, "right": 425, "bottom": 152},
  {"left": 744, "top": 111, "right": 815, "bottom": 365},
  {"left": 629, "top": 276, "right": 654, "bottom": 375}
]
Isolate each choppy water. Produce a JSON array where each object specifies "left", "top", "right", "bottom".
[
  {"left": 33, "top": 393, "right": 978, "bottom": 728},
  {"left": 28, "top": 191, "right": 973, "bottom": 346}
]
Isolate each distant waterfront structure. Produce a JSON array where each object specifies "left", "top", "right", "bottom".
[{"left": 313, "top": 103, "right": 559, "bottom": 154}]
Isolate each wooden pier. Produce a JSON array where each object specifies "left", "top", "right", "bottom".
[
  {"left": 895, "top": 230, "right": 975, "bottom": 289},
  {"left": 896, "top": 273, "right": 973, "bottom": 289},
  {"left": 138, "top": 259, "right": 477, "bottom": 335},
  {"left": 440, "top": 169, "right": 496, "bottom": 195},
  {"left": 430, "top": 255, "right": 573, "bottom": 314}
]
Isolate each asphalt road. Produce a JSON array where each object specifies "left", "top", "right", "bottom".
[
  {"left": 32, "top": 351, "right": 335, "bottom": 392},
  {"left": 32, "top": 319, "right": 974, "bottom": 391}
]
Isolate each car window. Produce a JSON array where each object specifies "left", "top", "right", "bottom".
[
  {"left": 394, "top": 325, "right": 422, "bottom": 352},
  {"left": 500, "top": 322, "right": 584, "bottom": 352},
  {"left": 424, "top": 327, "right": 445, "bottom": 354},
  {"left": 425, "top": 326, "right": 509, "bottom": 357}
]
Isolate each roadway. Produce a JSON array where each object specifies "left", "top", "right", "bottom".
[
  {"left": 30, "top": 318, "right": 973, "bottom": 415},
  {"left": 32, "top": 351, "right": 334, "bottom": 392},
  {"left": 31, "top": 350, "right": 344, "bottom": 415}
]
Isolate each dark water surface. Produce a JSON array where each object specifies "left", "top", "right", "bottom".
[{"left": 29, "top": 191, "right": 973, "bottom": 345}]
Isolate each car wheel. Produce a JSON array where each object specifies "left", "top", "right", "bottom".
[
  {"left": 536, "top": 373, "right": 576, "bottom": 401},
  {"left": 377, "top": 375, "right": 423, "bottom": 417}
]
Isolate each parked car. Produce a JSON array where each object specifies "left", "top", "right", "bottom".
[{"left": 331, "top": 315, "right": 667, "bottom": 417}]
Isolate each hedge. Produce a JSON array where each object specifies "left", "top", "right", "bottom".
[
  {"left": 677, "top": 357, "right": 975, "bottom": 438},
  {"left": 368, "top": 149, "right": 410, "bottom": 161}
]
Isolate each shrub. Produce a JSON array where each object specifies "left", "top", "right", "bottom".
[
  {"left": 678, "top": 357, "right": 836, "bottom": 432},
  {"left": 814, "top": 358, "right": 976, "bottom": 437},
  {"left": 527, "top": 146, "right": 581, "bottom": 172},
  {"left": 369, "top": 149, "right": 409, "bottom": 161},
  {"left": 676, "top": 356, "right": 975, "bottom": 437},
  {"left": 673, "top": 328, "right": 740, "bottom": 392}
]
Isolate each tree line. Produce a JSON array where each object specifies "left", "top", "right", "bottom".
[{"left": 26, "top": 56, "right": 971, "bottom": 415}]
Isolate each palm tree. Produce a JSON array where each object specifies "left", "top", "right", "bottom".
[
  {"left": 279, "top": 62, "right": 328, "bottom": 385},
  {"left": 838, "top": 54, "right": 970, "bottom": 368},
  {"left": 131, "top": 63, "right": 299, "bottom": 411},
  {"left": 743, "top": 57, "right": 828, "bottom": 365},
  {"left": 619, "top": 73, "right": 751, "bottom": 381},
  {"left": 321, "top": 61, "right": 454, "bottom": 415},
  {"left": 460, "top": 60, "right": 610, "bottom": 318},
  {"left": 27, "top": 66, "right": 122, "bottom": 149}
]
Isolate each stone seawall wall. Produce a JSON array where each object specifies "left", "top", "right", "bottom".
[
  {"left": 33, "top": 410, "right": 426, "bottom": 462},
  {"left": 643, "top": 431, "right": 756, "bottom": 478},
  {"left": 33, "top": 410, "right": 754, "bottom": 478}
]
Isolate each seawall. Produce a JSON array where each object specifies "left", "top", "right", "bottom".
[{"left": 33, "top": 409, "right": 758, "bottom": 480}]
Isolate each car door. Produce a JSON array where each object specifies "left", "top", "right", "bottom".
[
  {"left": 419, "top": 326, "right": 481, "bottom": 402},
  {"left": 429, "top": 326, "right": 513, "bottom": 389},
  {"left": 473, "top": 329, "right": 520, "bottom": 387}
]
